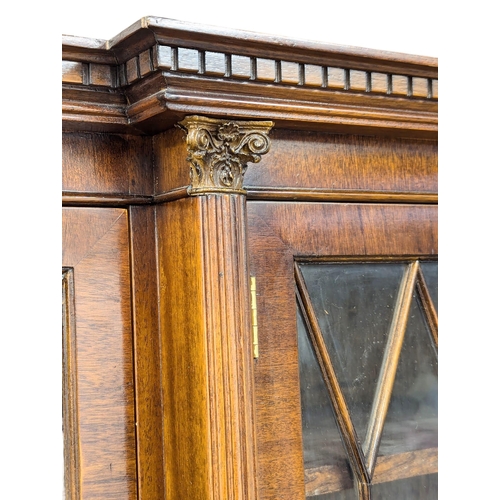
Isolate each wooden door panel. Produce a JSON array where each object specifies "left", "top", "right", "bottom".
[
  {"left": 247, "top": 202, "right": 437, "bottom": 500},
  {"left": 62, "top": 207, "right": 137, "bottom": 499}
]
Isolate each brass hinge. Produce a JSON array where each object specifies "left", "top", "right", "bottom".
[{"left": 250, "top": 276, "right": 259, "bottom": 359}]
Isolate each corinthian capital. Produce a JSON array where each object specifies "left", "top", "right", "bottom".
[{"left": 178, "top": 116, "right": 274, "bottom": 195}]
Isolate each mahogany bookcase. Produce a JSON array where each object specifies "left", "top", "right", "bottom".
[{"left": 62, "top": 17, "right": 438, "bottom": 500}]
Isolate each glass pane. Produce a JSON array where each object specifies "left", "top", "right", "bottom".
[
  {"left": 298, "top": 261, "right": 438, "bottom": 499},
  {"left": 378, "top": 294, "right": 438, "bottom": 457},
  {"left": 420, "top": 261, "right": 438, "bottom": 312},
  {"left": 297, "top": 308, "right": 357, "bottom": 500},
  {"left": 372, "top": 473, "right": 438, "bottom": 499},
  {"left": 299, "top": 262, "right": 406, "bottom": 443}
]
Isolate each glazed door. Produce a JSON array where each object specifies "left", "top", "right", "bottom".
[
  {"left": 247, "top": 202, "right": 438, "bottom": 500},
  {"left": 62, "top": 208, "right": 137, "bottom": 499}
]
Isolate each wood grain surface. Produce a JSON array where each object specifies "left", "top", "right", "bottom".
[
  {"left": 62, "top": 132, "right": 153, "bottom": 195},
  {"left": 245, "top": 130, "right": 437, "bottom": 194},
  {"left": 62, "top": 207, "right": 137, "bottom": 499},
  {"left": 129, "top": 206, "right": 164, "bottom": 499},
  {"left": 62, "top": 120, "right": 436, "bottom": 208},
  {"left": 156, "top": 197, "right": 211, "bottom": 499}
]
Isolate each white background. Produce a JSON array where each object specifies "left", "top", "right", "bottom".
[
  {"left": 60, "top": 2, "right": 440, "bottom": 57},
  {"left": 1, "top": 1, "right": 497, "bottom": 497}
]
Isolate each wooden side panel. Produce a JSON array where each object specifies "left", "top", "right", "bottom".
[
  {"left": 62, "top": 207, "right": 137, "bottom": 499},
  {"left": 62, "top": 132, "right": 154, "bottom": 195},
  {"left": 129, "top": 206, "right": 164, "bottom": 499},
  {"left": 247, "top": 202, "right": 438, "bottom": 500}
]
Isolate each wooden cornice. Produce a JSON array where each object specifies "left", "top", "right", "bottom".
[{"left": 62, "top": 17, "right": 438, "bottom": 138}]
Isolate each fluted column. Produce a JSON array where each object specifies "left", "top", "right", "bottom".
[{"left": 158, "top": 116, "right": 273, "bottom": 499}]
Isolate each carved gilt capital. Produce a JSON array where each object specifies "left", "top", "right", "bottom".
[{"left": 178, "top": 116, "right": 274, "bottom": 195}]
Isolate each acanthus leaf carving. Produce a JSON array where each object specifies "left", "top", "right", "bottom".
[{"left": 178, "top": 116, "right": 273, "bottom": 195}]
